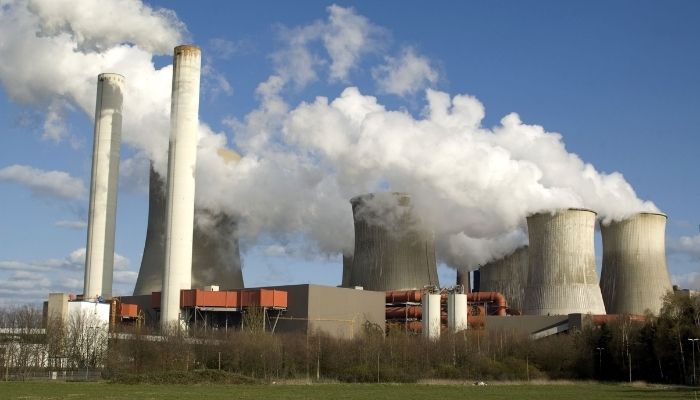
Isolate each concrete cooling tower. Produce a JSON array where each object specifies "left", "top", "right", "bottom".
[
  {"left": 133, "top": 163, "right": 244, "bottom": 295},
  {"left": 599, "top": 212, "right": 672, "bottom": 315},
  {"left": 479, "top": 246, "right": 528, "bottom": 312},
  {"left": 523, "top": 209, "right": 606, "bottom": 315},
  {"left": 347, "top": 192, "right": 438, "bottom": 291},
  {"left": 341, "top": 253, "right": 353, "bottom": 287}
]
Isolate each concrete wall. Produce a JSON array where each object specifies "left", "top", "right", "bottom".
[
  {"left": 600, "top": 212, "right": 672, "bottom": 315},
  {"left": 264, "top": 284, "right": 385, "bottom": 339},
  {"left": 479, "top": 246, "right": 528, "bottom": 312},
  {"left": 349, "top": 192, "right": 438, "bottom": 291},
  {"left": 523, "top": 209, "right": 606, "bottom": 315}
]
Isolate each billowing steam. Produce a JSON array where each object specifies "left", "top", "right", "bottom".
[{"left": 0, "top": 1, "right": 658, "bottom": 271}]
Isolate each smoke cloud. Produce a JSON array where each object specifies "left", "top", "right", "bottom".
[{"left": 0, "top": 1, "right": 659, "bottom": 272}]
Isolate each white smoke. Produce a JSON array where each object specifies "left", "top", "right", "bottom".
[
  {"left": 0, "top": 1, "right": 659, "bottom": 271},
  {"left": 206, "top": 85, "right": 658, "bottom": 267}
]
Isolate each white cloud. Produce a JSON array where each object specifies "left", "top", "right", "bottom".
[
  {"left": 207, "top": 37, "right": 248, "bottom": 60},
  {"left": 0, "top": 164, "right": 86, "bottom": 200},
  {"left": 270, "top": 4, "right": 385, "bottom": 90},
  {"left": 0, "top": 248, "right": 135, "bottom": 304},
  {"left": 55, "top": 220, "right": 87, "bottom": 229},
  {"left": 373, "top": 47, "right": 439, "bottom": 96},
  {"left": 669, "top": 234, "right": 700, "bottom": 260},
  {"left": 323, "top": 4, "right": 384, "bottom": 82},
  {"left": 26, "top": 0, "right": 186, "bottom": 53}
]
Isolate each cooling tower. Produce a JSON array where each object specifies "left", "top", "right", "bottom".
[
  {"left": 523, "top": 209, "right": 606, "bottom": 315},
  {"left": 479, "top": 246, "right": 528, "bottom": 312},
  {"left": 456, "top": 266, "right": 470, "bottom": 291},
  {"left": 161, "top": 45, "right": 201, "bottom": 325},
  {"left": 600, "top": 212, "right": 672, "bottom": 315},
  {"left": 133, "top": 165, "right": 244, "bottom": 295},
  {"left": 83, "top": 73, "right": 124, "bottom": 300},
  {"left": 348, "top": 192, "right": 438, "bottom": 291},
  {"left": 341, "top": 253, "right": 353, "bottom": 287}
]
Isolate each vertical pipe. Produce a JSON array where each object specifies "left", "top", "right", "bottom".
[
  {"left": 83, "top": 73, "right": 124, "bottom": 300},
  {"left": 422, "top": 293, "right": 441, "bottom": 340},
  {"left": 161, "top": 45, "right": 201, "bottom": 327},
  {"left": 447, "top": 292, "right": 468, "bottom": 332}
]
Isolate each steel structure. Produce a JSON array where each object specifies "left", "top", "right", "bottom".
[
  {"left": 523, "top": 209, "right": 606, "bottom": 315},
  {"left": 600, "top": 212, "right": 672, "bottom": 315}
]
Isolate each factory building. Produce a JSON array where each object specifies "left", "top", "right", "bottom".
[
  {"left": 478, "top": 246, "right": 528, "bottom": 313},
  {"left": 347, "top": 192, "right": 439, "bottom": 291},
  {"left": 600, "top": 212, "right": 673, "bottom": 315},
  {"left": 523, "top": 209, "right": 606, "bottom": 315}
]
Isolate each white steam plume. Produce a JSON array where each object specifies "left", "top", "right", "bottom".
[{"left": 207, "top": 86, "right": 658, "bottom": 268}]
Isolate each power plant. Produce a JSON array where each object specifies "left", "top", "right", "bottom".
[
  {"left": 347, "top": 192, "right": 439, "bottom": 291},
  {"left": 600, "top": 212, "right": 673, "bottom": 315},
  {"left": 83, "top": 73, "right": 124, "bottom": 301},
  {"left": 133, "top": 162, "right": 244, "bottom": 296},
  {"left": 478, "top": 246, "right": 528, "bottom": 313},
  {"left": 40, "top": 43, "right": 682, "bottom": 346},
  {"left": 523, "top": 209, "right": 606, "bottom": 316}
]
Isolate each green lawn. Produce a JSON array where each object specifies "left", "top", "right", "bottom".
[{"left": 0, "top": 381, "right": 696, "bottom": 400}]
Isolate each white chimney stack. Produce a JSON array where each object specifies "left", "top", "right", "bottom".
[
  {"left": 161, "top": 45, "right": 201, "bottom": 326},
  {"left": 83, "top": 73, "right": 124, "bottom": 300}
]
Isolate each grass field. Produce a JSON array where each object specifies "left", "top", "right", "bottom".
[{"left": 0, "top": 381, "right": 697, "bottom": 400}]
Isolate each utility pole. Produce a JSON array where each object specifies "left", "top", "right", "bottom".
[
  {"left": 692, "top": 339, "right": 698, "bottom": 386},
  {"left": 596, "top": 347, "right": 605, "bottom": 378}
]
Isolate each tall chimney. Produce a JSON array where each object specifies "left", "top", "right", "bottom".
[
  {"left": 161, "top": 45, "right": 201, "bottom": 326},
  {"left": 83, "top": 73, "right": 124, "bottom": 300}
]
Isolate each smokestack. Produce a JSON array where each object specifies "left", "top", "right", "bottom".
[
  {"left": 161, "top": 45, "right": 201, "bottom": 326},
  {"left": 479, "top": 246, "right": 528, "bottom": 312},
  {"left": 133, "top": 165, "right": 244, "bottom": 296},
  {"left": 523, "top": 209, "right": 606, "bottom": 315},
  {"left": 83, "top": 73, "right": 124, "bottom": 300},
  {"left": 456, "top": 267, "right": 470, "bottom": 292},
  {"left": 600, "top": 212, "right": 672, "bottom": 315},
  {"left": 348, "top": 192, "right": 438, "bottom": 291}
]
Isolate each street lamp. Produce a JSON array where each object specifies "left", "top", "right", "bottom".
[
  {"left": 689, "top": 338, "right": 699, "bottom": 385},
  {"left": 596, "top": 347, "right": 605, "bottom": 377}
]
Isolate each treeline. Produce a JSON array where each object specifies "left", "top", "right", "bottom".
[{"left": 0, "top": 293, "right": 698, "bottom": 384}]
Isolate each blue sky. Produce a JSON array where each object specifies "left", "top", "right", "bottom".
[{"left": 0, "top": 0, "right": 698, "bottom": 305}]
